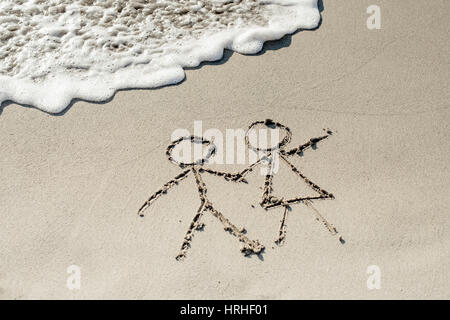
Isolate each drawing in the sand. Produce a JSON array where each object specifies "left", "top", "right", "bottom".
[
  {"left": 137, "top": 120, "right": 342, "bottom": 260},
  {"left": 233, "top": 119, "right": 344, "bottom": 245},
  {"left": 137, "top": 135, "right": 264, "bottom": 261}
]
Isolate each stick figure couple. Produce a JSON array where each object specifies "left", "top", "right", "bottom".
[{"left": 138, "top": 119, "right": 342, "bottom": 261}]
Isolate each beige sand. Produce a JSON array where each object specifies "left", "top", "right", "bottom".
[{"left": 0, "top": 0, "right": 449, "bottom": 299}]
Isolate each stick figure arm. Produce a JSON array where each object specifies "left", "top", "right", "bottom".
[
  {"left": 228, "top": 157, "right": 268, "bottom": 182},
  {"left": 283, "top": 131, "right": 332, "bottom": 157},
  {"left": 200, "top": 160, "right": 263, "bottom": 183},
  {"left": 200, "top": 168, "right": 241, "bottom": 182},
  {"left": 138, "top": 169, "right": 191, "bottom": 216},
  {"left": 202, "top": 152, "right": 271, "bottom": 182}
]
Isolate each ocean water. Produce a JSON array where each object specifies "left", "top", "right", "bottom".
[{"left": 0, "top": 0, "right": 320, "bottom": 113}]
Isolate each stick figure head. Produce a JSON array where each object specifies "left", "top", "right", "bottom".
[
  {"left": 166, "top": 135, "right": 216, "bottom": 168},
  {"left": 245, "top": 119, "right": 292, "bottom": 153}
]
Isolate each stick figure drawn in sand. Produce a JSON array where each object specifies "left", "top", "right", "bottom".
[
  {"left": 137, "top": 136, "right": 264, "bottom": 261},
  {"left": 233, "top": 119, "right": 344, "bottom": 245}
]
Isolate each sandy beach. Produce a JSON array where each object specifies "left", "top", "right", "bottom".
[{"left": 0, "top": 0, "right": 449, "bottom": 299}]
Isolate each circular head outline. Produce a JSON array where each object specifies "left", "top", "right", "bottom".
[
  {"left": 166, "top": 135, "right": 216, "bottom": 167},
  {"left": 245, "top": 119, "right": 292, "bottom": 152}
]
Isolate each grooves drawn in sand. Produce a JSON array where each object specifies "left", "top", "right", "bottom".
[
  {"left": 137, "top": 120, "right": 343, "bottom": 260},
  {"left": 138, "top": 136, "right": 264, "bottom": 261},
  {"left": 233, "top": 119, "right": 344, "bottom": 246}
]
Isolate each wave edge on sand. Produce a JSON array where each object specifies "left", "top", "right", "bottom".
[{"left": 0, "top": 0, "right": 320, "bottom": 113}]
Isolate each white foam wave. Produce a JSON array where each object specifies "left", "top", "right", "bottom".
[{"left": 0, "top": 0, "right": 320, "bottom": 113}]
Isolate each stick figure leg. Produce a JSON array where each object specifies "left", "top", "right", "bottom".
[
  {"left": 261, "top": 173, "right": 283, "bottom": 208},
  {"left": 176, "top": 200, "right": 208, "bottom": 261},
  {"left": 206, "top": 202, "right": 265, "bottom": 257},
  {"left": 260, "top": 168, "right": 290, "bottom": 245},
  {"left": 275, "top": 206, "right": 290, "bottom": 246}
]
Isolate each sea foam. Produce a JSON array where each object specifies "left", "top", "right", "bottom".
[{"left": 0, "top": 0, "right": 320, "bottom": 113}]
